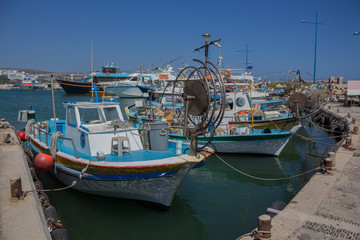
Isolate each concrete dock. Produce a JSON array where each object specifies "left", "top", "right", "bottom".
[
  {"left": 239, "top": 102, "right": 360, "bottom": 239},
  {"left": 0, "top": 121, "right": 51, "bottom": 240}
]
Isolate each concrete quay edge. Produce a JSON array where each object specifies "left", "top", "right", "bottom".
[{"left": 0, "top": 124, "right": 51, "bottom": 240}]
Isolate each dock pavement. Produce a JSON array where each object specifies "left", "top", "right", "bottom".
[
  {"left": 0, "top": 121, "right": 51, "bottom": 240},
  {"left": 239, "top": 102, "right": 360, "bottom": 239}
]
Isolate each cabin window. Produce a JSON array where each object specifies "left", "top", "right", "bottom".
[
  {"left": 226, "top": 98, "right": 234, "bottom": 110},
  {"left": 104, "top": 107, "right": 119, "bottom": 121},
  {"left": 79, "top": 108, "right": 101, "bottom": 124},
  {"left": 67, "top": 107, "right": 77, "bottom": 127}
]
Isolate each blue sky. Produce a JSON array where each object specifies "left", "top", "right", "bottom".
[{"left": 0, "top": 0, "right": 359, "bottom": 81}]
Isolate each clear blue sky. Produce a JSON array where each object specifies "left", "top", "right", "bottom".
[{"left": 1, "top": 0, "right": 359, "bottom": 81}]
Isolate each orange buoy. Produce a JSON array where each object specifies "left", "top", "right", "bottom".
[
  {"left": 34, "top": 153, "right": 54, "bottom": 172},
  {"left": 16, "top": 131, "right": 26, "bottom": 141}
]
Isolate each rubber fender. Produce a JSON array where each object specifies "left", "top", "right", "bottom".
[
  {"left": 44, "top": 206, "right": 59, "bottom": 223},
  {"left": 34, "top": 181, "right": 43, "bottom": 190},
  {"left": 269, "top": 201, "right": 286, "bottom": 211},
  {"left": 267, "top": 201, "right": 286, "bottom": 218},
  {"left": 263, "top": 128, "right": 271, "bottom": 134},
  {"left": 37, "top": 192, "right": 49, "bottom": 203},
  {"left": 51, "top": 229, "right": 71, "bottom": 240}
]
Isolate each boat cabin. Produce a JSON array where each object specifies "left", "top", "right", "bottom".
[{"left": 61, "top": 100, "right": 143, "bottom": 157}]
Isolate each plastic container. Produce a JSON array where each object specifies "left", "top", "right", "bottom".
[{"left": 149, "top": 122, "right": 168, "bottom": 151}]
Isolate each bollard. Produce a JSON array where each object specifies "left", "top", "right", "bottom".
[
  {"left": 324, "top": 158, "right": 335, "bottom": 171},
  {"left": 352, "top": 117, "right": 357, "bottom": 124},
  {"left": 255, "top": 214, "right": 272, "bottom": 239},
  {"left": 10, "top": 177, "right": 24, "bottom": 200},
  {"left": 328, "top": 152, "right": 336, "bottom": 167},
  {"left": 344, "top": 136, "right": 353, "bottom": 149},
  {"left": 347, "top": 112, "right": 351, "bottom": 118},
  {"left": 353, "top": 125, "right": 359, "bottom": 135},
  {"left": 346, "top": 136, "right": 352, "bottom": 146},
  {"left": 328, "top": 105, "right": 331, "bottom": 109}
]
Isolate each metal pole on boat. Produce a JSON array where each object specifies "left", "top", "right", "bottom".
[
  {"left": 51, "top": 75, "right": 57, "bottom": 131},
  {"left": 249, "top": 85, "right": 254, "bottom": 127},
  {"left": 202, "top": 33, "right": 210, "bottom": 62}
]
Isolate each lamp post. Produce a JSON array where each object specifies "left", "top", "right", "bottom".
[
  {"left": 301, "top": 12, "right": 324, "bottom": 83},
  {"left": 354, "top": 32, "right": 360, "bottom": 36},
  {"left": 202, "top": 33, "right": 211, "bottom": 62}
]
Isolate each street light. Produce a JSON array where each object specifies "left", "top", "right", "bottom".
[
  {"left": 354, "top": 32, "right": 360, "bottom": 36},
  {"left": 202, "top": 33, "right": 211, "bottom": 61},
  {"left": 301, "top": 12, "right": 324, "bottom": 83}
]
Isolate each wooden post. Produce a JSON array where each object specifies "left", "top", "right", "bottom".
[
  {"left": 255, "top": 214, "right": 272, "bottom": 239},
  {"left": 10, "top": 177, "right": 23, "bottom": 200}
]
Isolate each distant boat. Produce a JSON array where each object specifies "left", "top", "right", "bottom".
[
  {"left": 57, "top": 63, "right": 130, "bottom": 95},
  {"left": 18, "top": 78, "right": 47, "bottom": 91}
]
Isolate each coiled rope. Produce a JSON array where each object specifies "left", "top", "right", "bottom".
[{"left": 25, "top": 119, "right": 35, "bottom": 139}]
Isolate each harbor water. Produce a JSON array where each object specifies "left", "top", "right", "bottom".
[{"left": 0, "top": 90, "right": 336, "bottom": 240}]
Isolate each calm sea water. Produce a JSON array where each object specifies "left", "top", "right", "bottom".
[{"left": 0, "top": 90, "right": 336, "bottom": 240}]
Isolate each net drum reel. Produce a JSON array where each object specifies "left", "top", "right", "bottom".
[{"left": 172, "top": 59, "right": 226, "bottom": 156}]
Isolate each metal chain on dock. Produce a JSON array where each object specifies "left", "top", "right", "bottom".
[{"left": 215, "top": 153, "right": 322, "bottom": 181}]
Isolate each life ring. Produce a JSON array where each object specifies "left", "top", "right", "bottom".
[{"left": 242, "top": 88, "right": 248, "bottom": 92}]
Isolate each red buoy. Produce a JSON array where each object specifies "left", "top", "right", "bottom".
[
  {"left": 34, "top": 153, "right": 54, "bottom": 172},
  {"left": 16, "top": 131, "right": 26, "bottom": 141}
]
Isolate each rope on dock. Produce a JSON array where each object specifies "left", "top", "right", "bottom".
[{"left": 215, "top": 153, "right": 322, "bottom": 181}]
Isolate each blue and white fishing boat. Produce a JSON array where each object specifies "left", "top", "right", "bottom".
[
  {"left": 169, "top": 124, "right": 301, "bottom": 156},
  {"left": 26, "top": 92, "right": 211, "bottom": 208}
]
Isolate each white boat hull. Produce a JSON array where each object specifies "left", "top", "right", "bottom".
[
  {"left": 209, "top": 137, "right": 290, "bottom": 156},
  {"left": 51, "top": 161, "right": 196, "bottom": 208},
  {"left": 106, "top": 85, "right": 144, "bottom": 98}
]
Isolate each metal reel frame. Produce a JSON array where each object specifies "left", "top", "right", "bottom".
[{"left": 171, "top": 59, "right": 226, "bottom": 156}]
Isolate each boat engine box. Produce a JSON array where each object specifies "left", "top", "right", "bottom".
[{"left": 149, "top": 122, "right": 168, "bottom": 151}]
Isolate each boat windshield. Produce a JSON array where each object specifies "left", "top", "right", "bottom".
[
  {"left": 79, "top": 108, "right": 101, "bottom": 124},
  {"left": 104, "top": 107, "right": 120, "bottom": 121}
]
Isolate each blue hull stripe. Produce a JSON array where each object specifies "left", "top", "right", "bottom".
[{"left": 56, "top": 163, "right": 178, "bottom": 180}]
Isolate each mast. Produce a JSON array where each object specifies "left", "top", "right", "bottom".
[{"left": 91, "top": 40, "right": 93, "bottom": 73}]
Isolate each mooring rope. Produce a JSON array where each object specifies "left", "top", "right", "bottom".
[
  {"left": 215, "top": 153, "right": 322, "bottom": 181},
  {"left": 306, "top": 116, "right": 350, "bottom": 135},
  {"left": 24, "top": 160, "right": 92, "bottom": 195}
]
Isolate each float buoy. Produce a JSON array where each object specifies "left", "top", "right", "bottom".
[
  {"left": 34, "top": 153, "right": 54, "bottom": 172},
  {"left": 16, "top": 131, "right": 26, "bottom": 141}
]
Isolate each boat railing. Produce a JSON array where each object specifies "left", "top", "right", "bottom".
[{"left": 31, "top": 123, "right": 80, "bottom": 159}]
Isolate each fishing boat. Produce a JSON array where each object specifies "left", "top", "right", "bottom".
[
  {"left": 169, "top": 124, "right": 301, "bottom": 156},
  {"left": 223, "top": 90, "right": 297, "bottom": 129},
  {"left": 57, "top": 63, "right": 130, "bottom": 95},
  {"left": 25, "top": 91, "right": 211, "bottom": 208}
]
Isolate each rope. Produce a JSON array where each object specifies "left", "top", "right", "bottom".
[
  {"left": 307, "top": 116, "right": 350, "bottom": 135},
  {"left": 24, "top": 159, "right": 92, "bottom": 195},
  {"left": 49, "top": 131, "right": 62, "bottom": 160},
  {"left": 215, "top": 153, "right": 322, "bottom": 181},
  {"left": 25, "top": 119, "right": 35, "bottom": 139}
]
